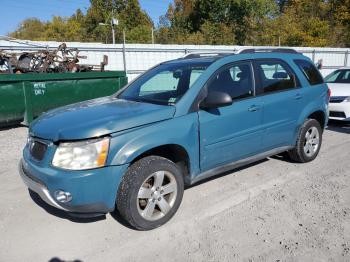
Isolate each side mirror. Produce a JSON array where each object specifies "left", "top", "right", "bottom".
[{"left": 200, "top": 91, "right": 233, "bottom": 110}]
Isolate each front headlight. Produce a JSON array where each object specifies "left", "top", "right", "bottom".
[{"left": 52, "top": 137, "right": 110, "bottom": 170}]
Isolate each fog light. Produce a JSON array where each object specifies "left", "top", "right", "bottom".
[{"left": 54, "top": 190, "right": 72, "bottom": 203}]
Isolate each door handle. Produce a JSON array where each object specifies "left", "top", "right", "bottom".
[
  {"left": 248, "top": 105, "right": 260, "bottom": 112},
  {"left": 294, "top": 93, "right": 303, "bottom": 100}
]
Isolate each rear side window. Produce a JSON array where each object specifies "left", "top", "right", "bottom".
[
  {"left": 256, "top": 60, "right": 298, "bottom": 94},
  {"left": 294, "top": 59, "right": 324, "bottom": 85}
]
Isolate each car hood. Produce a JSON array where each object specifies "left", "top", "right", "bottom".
[
  {"left": 30, "top": 97, "right": 176, "bottom": 142},
  {"left": 327, "top": 83, "right": 350, "bottom": 97}
]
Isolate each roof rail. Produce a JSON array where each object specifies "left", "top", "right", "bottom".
[
  {"left": 237, "top": 48, "right": 299, "bottom": 54},
  {"left": 182, "top": 52, "right": 234, "bottom": 59}
]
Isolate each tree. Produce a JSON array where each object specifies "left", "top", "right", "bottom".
[
  {"left": 10, "top": 18, "right": 46, "bottom": 40},
  {"left": 9, "top": 0, "right": 154, "bottom": 44},
  {"left": 332, "top": 0, "right": 350, "bottom": 47},
  {"left": 7, "top": 0, "right": 350, "bottom": 47},
  {"left": 118, "top": 0, "right": 153, "bottom": 29},
  {"left": 83, "top": 0, "right": 153, "bottom": 43},
  {"left": 261, "top": 0, "right": 335, "bottom": 47},
  {"left": 158, "top": 0, "right": 278, "bottom": 45}
]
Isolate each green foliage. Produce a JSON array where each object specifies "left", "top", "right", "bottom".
[
  {"left": 10, "top": 0, "right": 153, "bottom": 44},
  {"left": 10, "top": 18, "right": 47, "bottom": 41},
  {"left": 157, "top": 0, "right": 350, "bottom": 47},
  {"left": 157, "top": 0, "right": 279, "bottom": 45},
  {"left": 127, "top": 25, "right": 153, "bottom": 43},
  {"left": 8, "top": 0, "right": 350, "bottom": 47}
]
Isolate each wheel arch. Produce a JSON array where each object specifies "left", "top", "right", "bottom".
[
  {"left": 294, "top": 105, "right": 327, "bottom": 145},
  {"left": 130, "top": 144, "right": 191, "bottom": 182},
  {"left": 307, "top": 110, "right": 326, "bottom": 129}
]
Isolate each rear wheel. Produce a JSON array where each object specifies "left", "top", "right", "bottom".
[
  {"left": 116, "top": 156, "right": 184, "bottom": 230},
  {"left": 289, "top": 119, "right": 322, "bottom": 163}
]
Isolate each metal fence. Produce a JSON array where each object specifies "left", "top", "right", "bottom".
[{"left": 1, "top": 40, "right": 349, "bottom": 80}]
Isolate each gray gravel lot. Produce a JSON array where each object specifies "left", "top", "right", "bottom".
[{"left": 0, "top": 123, "right": 349, "bottom": 262}]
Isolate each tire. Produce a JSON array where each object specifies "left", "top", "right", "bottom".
[
  {"left": 288, "top": 119, "right": 323, "bottom": 163},
  {"left": 116, "top": 156, "right": 184, "bottom": 230}
]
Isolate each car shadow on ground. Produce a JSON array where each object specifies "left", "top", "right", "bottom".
[
  {"left": 0, "top": 123, "right": 25, "bottom": 131},
  {"left": 49, "top": 258, "right": 82, "bottom": 262},
  {"left": 28, "top": 189, "right": 106, "bottom": 223},
  {"left": 29, "top": 188, "right": 136, "bottom": 229},
  {"left": 27, "top": 147, "right": 304, "bottom": 228},
  {"left": 28, "top": 159, "right": 274, "bottom": 228},
  {"left": 269, "top": 152, "right": 297, "bottom": 163},
  {"left": 327, "top": 120, "right": 350, "bottom": 134}
]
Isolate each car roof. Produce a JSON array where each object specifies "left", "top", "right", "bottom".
[
  {"left": 163, "top": 56, "right": 221, "bottom": 65},
  {"left": 163, "top": 48, "right": 306, "bottom": 65}
]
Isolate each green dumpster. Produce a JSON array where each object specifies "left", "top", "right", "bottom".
[{"left": 0, "top": 71, "right": 128, "bottom": 127}]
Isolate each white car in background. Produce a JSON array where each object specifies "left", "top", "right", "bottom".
[{"left": 325, "top": 67, "right": 350, "bottom": 122}]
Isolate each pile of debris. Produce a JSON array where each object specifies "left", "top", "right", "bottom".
[{"left": 0, "top": 43, "right": 108, "bottom": 74}]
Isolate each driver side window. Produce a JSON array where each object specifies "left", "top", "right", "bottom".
[{"left": 207, "top": 62, "right": 254, "bottom": 100}]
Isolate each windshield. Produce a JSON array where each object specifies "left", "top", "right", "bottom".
[
  {"left": 325, "top": 69, "right": 350, "bottom": 84},
  {"left": 118, "top": 61, "right": 211, "bottom": 105}
]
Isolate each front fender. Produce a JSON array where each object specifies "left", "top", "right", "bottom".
[{"left": 107, "top": 113, "right": 200, "bottom": 176}]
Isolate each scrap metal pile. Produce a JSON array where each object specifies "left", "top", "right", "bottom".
[{"left": 0, "top": 43, "right": 108, "bottom": 74}]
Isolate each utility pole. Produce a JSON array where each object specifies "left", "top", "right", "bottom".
[
  {"left": 99, "top": 9, "right": 118, "bottom": 45},
  {"left": 122, "top": 29, "right": 127, "bottom": 73},
  {"left": 111, "top": 20, "right": 115, "bottom": 45},
  {"left": 111, "top": 9, "right": 118, "bottom": 45},
  {"left": 151, "top": 28, "right": 154, "bottom": 44}
]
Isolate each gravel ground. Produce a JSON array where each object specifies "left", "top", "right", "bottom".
[{"left": 0, "top": 122, "right": 349, "bottom": 262}]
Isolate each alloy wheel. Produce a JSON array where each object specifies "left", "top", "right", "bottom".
[
  {"left": 136, "top": 171, "right": 178, "bottom": 221},
  {"left": 303, "top": 126, "right": 320, "bottom": 157}
]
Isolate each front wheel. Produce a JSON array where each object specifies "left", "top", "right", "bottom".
[
  {"left": 288, "top": 119, "right": 323, "bottom": 163},
  {"left": 116, "top": 156, "right": 184, "bottom": 230}
]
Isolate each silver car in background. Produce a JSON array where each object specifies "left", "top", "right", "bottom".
[{"left": 325, "top": 67, "right": 350, "bottom": 122}]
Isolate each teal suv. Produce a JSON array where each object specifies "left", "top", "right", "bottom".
[{"left": 20, "top": 49, "right": 329, "bottom": 230}]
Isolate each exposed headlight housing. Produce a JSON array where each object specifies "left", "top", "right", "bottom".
[{"left": 52, "top": 137, "right": 110, "bottom": 170}]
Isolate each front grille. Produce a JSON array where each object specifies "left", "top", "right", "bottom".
[
  {"left": 329, "top": 111, "right": 346, "bottom": 118},
  {"left": 330, "top": 96, "right": 347, "bottom": 103},
  {"left": 30, "top": 140, "right": 48, "bottom": 161}
]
